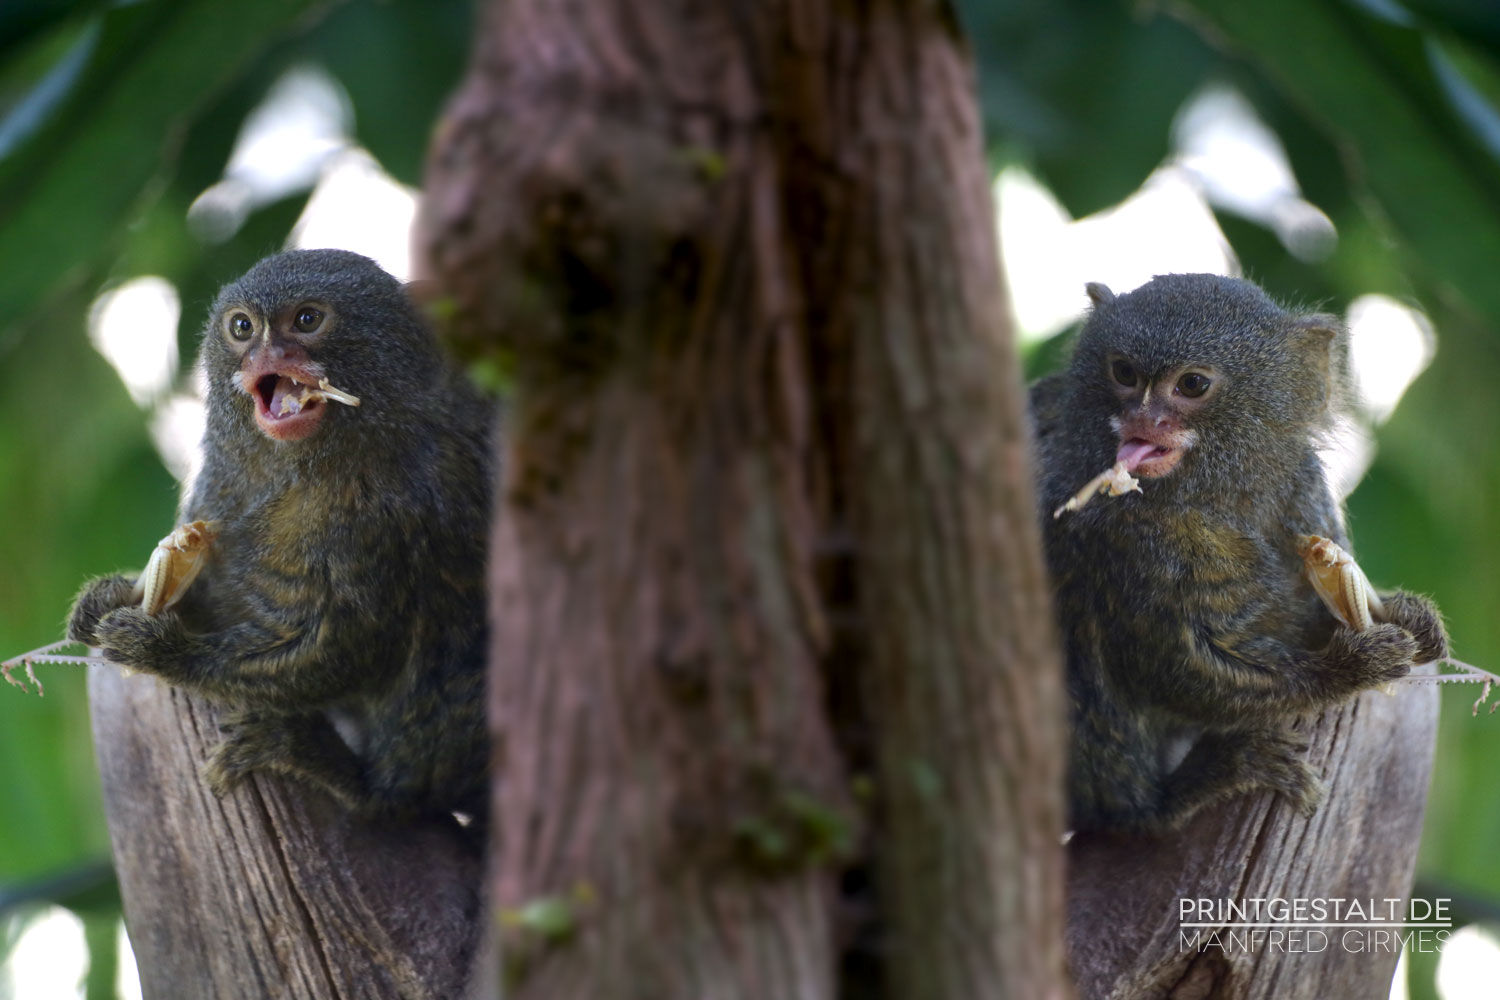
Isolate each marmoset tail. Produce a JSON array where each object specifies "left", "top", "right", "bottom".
[
  {"left": 69, "top": 249, "right": 494, "bottom": 821},
  {"left": 1033, "top": 273, "right": 1446, "bottom": 833}
]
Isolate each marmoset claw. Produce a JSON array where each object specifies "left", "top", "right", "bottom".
[
  {"left": 132, "top": 520, "right": 220, "bottom": 616},
  {"left": 1296, "top": 534, "right": 1384, "bottom": 632}
]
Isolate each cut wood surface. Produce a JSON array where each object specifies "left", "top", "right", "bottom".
[
  {"left": 1067, "top": 685, "right": 1439, "bottom": 1000},
  {"left": 88, "top": 662, "right": 482, "bottom": 1000}
]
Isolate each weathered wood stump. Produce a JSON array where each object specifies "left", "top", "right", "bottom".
[
  {"left": 89, "top": 663, "right": 482, "bottom": 1000},
  {"left": 1067, "top": 686, "right": 1439, "bottom": 1000}
]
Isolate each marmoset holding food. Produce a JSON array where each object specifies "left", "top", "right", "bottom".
[
  {"left": 1033, "top": 273, "right": 1447, "bottom": 833},
  {"left": 68, "top": 249, "right": 493, "bottom": 821}
]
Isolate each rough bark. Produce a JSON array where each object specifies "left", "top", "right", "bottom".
[
  {"left": 1067, "top": 686, "right": 1439, "bottom": 1000},
  {"left": 848, "top": 16, "right": 1068, "bottom": 1000},
  {"left": 419, "top": 1, "right": 1068, "bottom": 998},
  {"left": 88, "top": 663, "right": 481, "bottom": 1000}
]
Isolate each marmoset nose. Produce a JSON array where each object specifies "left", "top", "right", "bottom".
[{"left": 253, "top": 337, "right": 305, "bottom": 365}]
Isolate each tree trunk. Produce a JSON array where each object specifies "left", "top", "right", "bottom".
[
  {"left": 418, "top": 1, "right": 1068, "bottom": 998},
  {"left": 88, "top": 663, "right": 481, "bottom": 1000},
  {"left": 1067, "top": 686, "right": 1439, "bottom": 999}
]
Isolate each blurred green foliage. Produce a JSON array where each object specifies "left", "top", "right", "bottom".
[
  {"left": 0, "top": 0, "right": 472, "bottom": 994},
  {"left": 2, "top": 0, "right": 1499, "bottom": 996}
]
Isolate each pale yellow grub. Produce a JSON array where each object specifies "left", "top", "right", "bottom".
[
  {"left": 1296, "top": 534, "right": 1385, "bottom": 632},
  {"left": 1053, "top": 461, "right": 1141, "bottom": 520},
  {"left": 133, "top": 520, "right": 221, "bottom": 616}
]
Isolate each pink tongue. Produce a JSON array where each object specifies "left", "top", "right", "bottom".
[
  {"left": 268, "top": 377, "right": 302, "bottom": 417},
  {"left": 1116, "top": 439, "right": 1163, "bottom": 471}
]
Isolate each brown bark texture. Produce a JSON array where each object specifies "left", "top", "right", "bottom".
[
  {"left": 1067, "top": 686, "right": 1439, "bottom": 1000},
  {"left": 419, "top": 1, "right": 1068, "bottom": 998},
  {"left": 88, "top": 663, "right": 482, "bottom": 1000}
]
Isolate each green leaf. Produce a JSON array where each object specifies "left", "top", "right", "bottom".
[
  {"left": 0, "top": 294, "right": 171, "bottom": 885},
  {"left": 959, "top": 0, "right": 1217, "bottom": 215},
  {"left": 0, "top": 19, "right": 99, "bottom": 162},
  {"left": 0, "top": 0, "right": 327, "bottom": 338},
  {"left": 1401, "top": 0, "right": 1500, "bottom": 57},
  {"left": 0, "top": 0, "right": 97, "bottom": 66},
  {"left": 1171, "top": 0, "right": 1500, "bottom": 318},
  {"left": 303, "top": 0, "right": 471, "bottom": 186}
]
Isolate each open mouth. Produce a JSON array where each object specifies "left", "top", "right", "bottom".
[
  {"left": 253, "top": 373, "right": 327, "bottom": 441},
  {"left": 1116, "top": 437, "right": 1181, "bottom": 478}
]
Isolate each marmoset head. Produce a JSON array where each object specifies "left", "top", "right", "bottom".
[
  {"left": 201, "top": 249, "right": 440, "bottom": 443},
  {"left": 1068, "top": 273, "right": 1344, "bottom": 488}
]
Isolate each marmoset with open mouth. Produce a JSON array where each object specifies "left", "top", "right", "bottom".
[
  {"left": 68, "top": 249, "right": 494, "bottom": 822},
  {"left": 1033, "top": 273, "right": 1447, "bottom": 833}
]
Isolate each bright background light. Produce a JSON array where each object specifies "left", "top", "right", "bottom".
[
  {"left": 1392, "top": 949, "right": 1410, "bottom": 1000},
  {"left": 187, "top": 65, "right": 353, "bottom": 245},
  {"left": 997, "top": 165, "right": 1236, "bottom": 344},
  {"left": 116, "top": 922, "right": 141, "bottom": 1000},
  {"left": 1348, "top": 294, "right": 1437, "bottom": 424},
  {"left": 1, "top": 906, "right": 88, "bottom": 999},
  {"left": 289, "top": 147, "right": 419, "bottom": 281},
  {"left": 87, "top": 277, "right": 179, "bottom": 407},
  {"left": 1435, "top": 925, "right": 1500, "bottom": 1000},
  {"left": 1174, "top": 84, "right": 1336, "bottom": 262}
]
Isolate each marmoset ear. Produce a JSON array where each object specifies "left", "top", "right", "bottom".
[
  {"left": 1291, "top": 314, "right": 1340, "bottom": 343},
  {"left": 1085, "top": 282, "right": 1116, "bottom": 307},
  {"left": 1290, "top": 313, "right": 1342, "bottom": 414},
  {"left": 403, "top": 278, "right": 441, "bottom": 306}
]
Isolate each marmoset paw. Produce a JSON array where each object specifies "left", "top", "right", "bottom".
[
  {"left": 1328, "top": 624, "right": 1417, "bottom": 687},
  {"left": 1283, "top": 765, "right": 1324, "bottom": 818},
  {"left": 95, "top": 606, "right": 188, "bottom": 676},
  {"left": 204, "top": 711, "right": 292, "bottom": 797},
  {"left": 66, "top": 575, "right": 138, "bottom": 645},
  {"left": 1381, "top": 592, "right": 1449, "bottom": 664},
  {"left": 203, "top": 744, "right": 255, "bottom": 798},
  {"left": 206, "top": 730, "right": 268, "bottom": 797},
  {"left": 1248, "top": 730, "right": 1323, "bottom": 817}
]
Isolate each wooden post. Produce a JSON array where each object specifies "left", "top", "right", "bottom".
[
  {"left": 1067, "top": 687, "right": 1439, "bottom": 999},
  {"left": 89, "top": 663, "right": 482, "bottom": 1000}
]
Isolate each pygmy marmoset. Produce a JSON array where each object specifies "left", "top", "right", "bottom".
[
  {"left": 69, "top": 249, "right": 493, "bottom": 821},
  {"left": 1033, "top": 273, "right": 1447, "bottom": 833}
]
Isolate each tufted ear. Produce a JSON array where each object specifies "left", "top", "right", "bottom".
[
  {"left": 1085, "top": 282, "right": 1115, "bottom": 307},
  {"left": 1292, "top": 313, "right": 1339, "bottom": 342},
  {"left": 404, "top": 278, "right": 440, "bottom": 305},
  {"left": 1291, "top": 314, "right": 1342, "bottom": 362},
  {"left": 1290, "top": 313, "right": 1343, "bottom": 412}
]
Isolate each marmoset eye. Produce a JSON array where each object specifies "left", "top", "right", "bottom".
[
  {"left": 1177, "top": 372, "right": 1212, "bottom": 398},
  {"left": 293, "top": 307, "right": 324, "bottom": 333}
]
